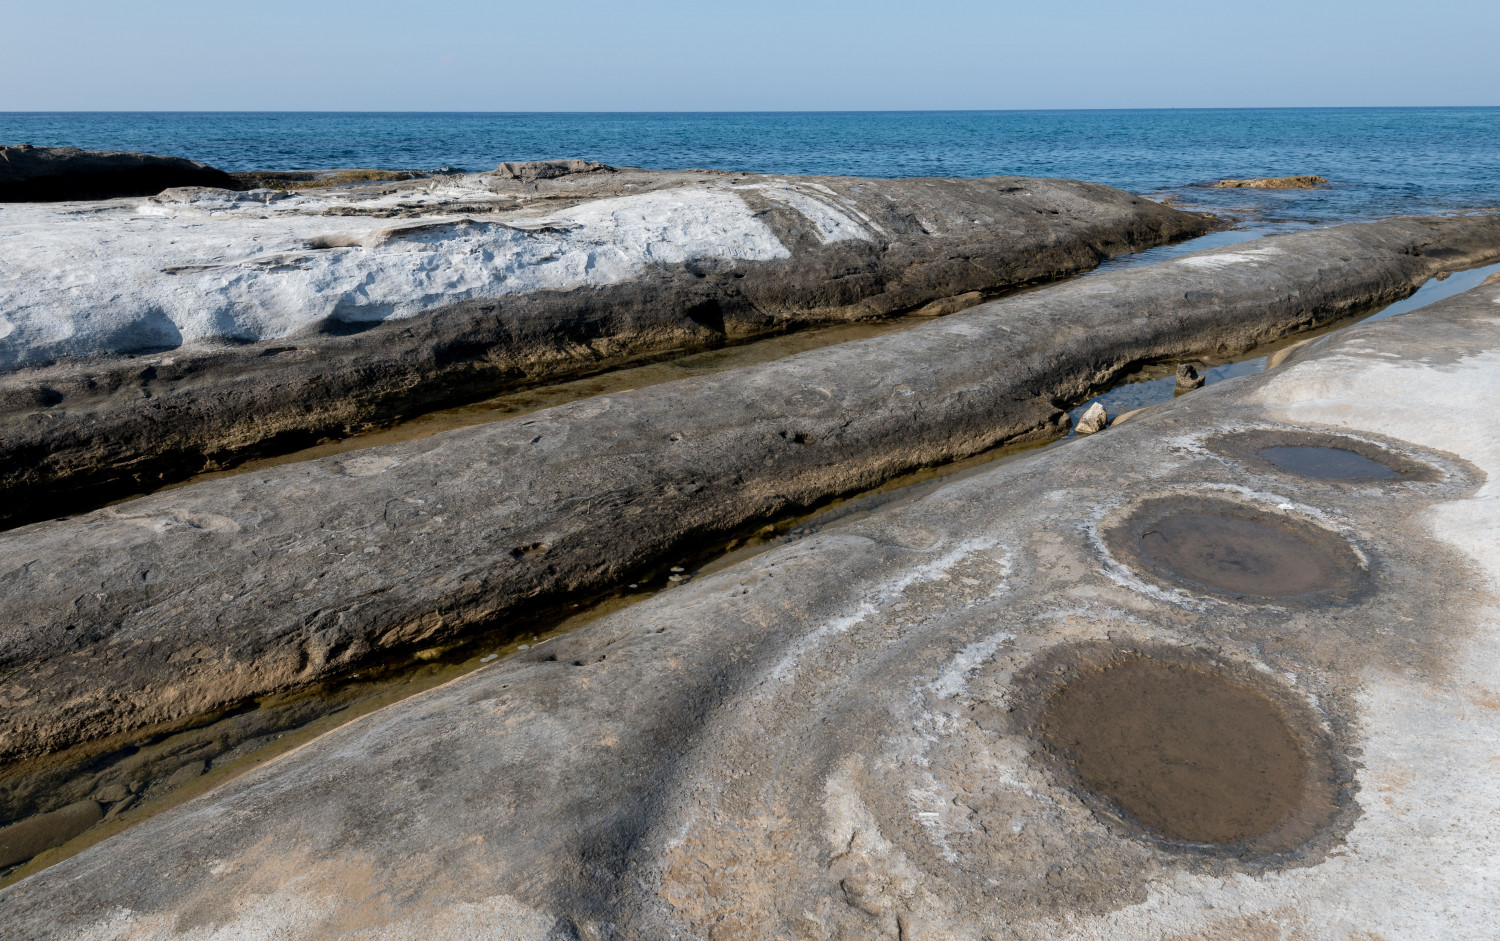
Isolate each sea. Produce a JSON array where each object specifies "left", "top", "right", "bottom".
[{"left": 3, "top": 108, "right": 1498, "bottom": 224}]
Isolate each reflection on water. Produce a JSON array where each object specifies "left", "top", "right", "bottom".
[
  {"left": 1087, "top": 224, "right": 1306, "bottom": 273},
  {"left": 1257, "top": 445, "right": 1404, "bottom": 481}
]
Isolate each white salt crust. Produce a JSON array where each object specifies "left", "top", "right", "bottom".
[{"left": 0, "top": 177, "right": 873, "bottom": 372}]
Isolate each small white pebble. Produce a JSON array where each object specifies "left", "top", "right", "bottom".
[
  {"left": 517, "top": 644, "right": 530, "bottom": 651},
  {"left": 480, "top": 654, "right": 498, "bottom": 663}
]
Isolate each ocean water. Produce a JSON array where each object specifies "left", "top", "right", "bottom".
[{"left": 3, "top": 108, "right": 1498, "bottom": 223}]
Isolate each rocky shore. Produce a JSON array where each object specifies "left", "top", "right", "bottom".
[
  {"left": 1, "top": 213, "right": 1497, "bottom": 777},
  {"left": 0, "top": 162, "right": 1210, "bottom": 525},
  {"left": 4, "top": 267, "right": 1497, "bottom": 940},
  {"left": 4, "top": 147, "right": 1500, "bottom": 936}
]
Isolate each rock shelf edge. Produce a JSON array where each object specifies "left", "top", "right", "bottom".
[{"left": 0, "top": 169, "right": 1210, "bottom": 526}]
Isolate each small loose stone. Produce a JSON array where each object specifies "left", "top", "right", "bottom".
[{"left": 1076, "top": 402, "right": 1109, "bottom": 435}]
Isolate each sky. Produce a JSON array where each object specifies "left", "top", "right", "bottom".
[{"left": 3, "top": 0, "right": 1498, "bottom": 111}]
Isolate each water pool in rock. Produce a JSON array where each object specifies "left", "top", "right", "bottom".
[
  {"left": 1104, "top": 495, "right": 1368, "bottom": 601},
  {"left": 1255, "top": 445, "right": 1405, "bottom": 481},
  {"left": 1038, "top": 656, "right": 1309, "bottom": 846}
]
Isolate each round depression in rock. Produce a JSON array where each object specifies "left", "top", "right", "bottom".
[
  {"left": 1102, "top": 494, "right": 1367, "bottom": 602},
  {"left": 1209, "top": 429, "right": 1437, "bottom": 483},
  {"left": 1025, "top": 646, "right": 1344, "bottom": 858}
]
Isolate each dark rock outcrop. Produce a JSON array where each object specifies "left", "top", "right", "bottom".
[{"left": 0, "top": 145, "right": 237, "bottom": 202}]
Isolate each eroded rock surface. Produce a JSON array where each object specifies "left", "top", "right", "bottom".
[
  {"left": 0, "top": 215, "right": 1497, "bottom": 778},
  {"left": 4, "top": 266, "right": 1498, "bottom": 940},
  {"left": 0, "top": 168, "right": 1209, "bottom": 524},
  {"left": 0, "top": 145, "right": 237, "bottom": 202}
]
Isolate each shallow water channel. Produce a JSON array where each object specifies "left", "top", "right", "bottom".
[
  {"left": 1064, "top": 256, "right": 1500, "bottom": 430},
  {"left": 5, "top": 234, "right": 1499, "bottom": 887}
]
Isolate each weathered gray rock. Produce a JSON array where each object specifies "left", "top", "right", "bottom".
[
  {"left": 3, "top": 277, "right": 1497, "bottom": 939},
  {"left": 1175, "top": 362, "right": 1205, "bottom": 390},
  {"left": 494, "top": 159, "right": 613, "bottom": 181},
  {"left": 0, "top": 169, "right": 1210, "bottom": 525},
  {"left": 0, "top": 215, "right": 1496, "bottom": 776},
  {"left": 0, "top": 145, "right": 237, "bottom": 202}
]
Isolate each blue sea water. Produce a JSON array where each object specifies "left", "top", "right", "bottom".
[{"left": 3, "top": 108, "right": 1498, "bottom": 223}]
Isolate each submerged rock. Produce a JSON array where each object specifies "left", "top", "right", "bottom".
[
  {"left": 3, "top": 279, "right": 1497, "bottom": 939},
  {"left": 1212, "top": 175, "right": 1328, "bottom": 189},
  {"left": 0, "top": 168, "right": 1211, "bottom": 524},
  {"left": 0, "top": 145, "right": 237, "bottom": 202},
  {"left": 0, "top": 800, "right": 99, "bottom": 869},
  {"left": 0, "top": 215, "right": 1497, "bottom": 773},
  {"left": 913, "top": 291, "right": 986, "bottom": 317}
]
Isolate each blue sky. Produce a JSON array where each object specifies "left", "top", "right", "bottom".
[{"left": 5, "top": 0, "right": 1497, "bottom": 111}]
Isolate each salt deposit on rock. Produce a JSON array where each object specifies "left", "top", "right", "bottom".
[{"left": 0, "top": 184, "right": 794, "bottom": 370}]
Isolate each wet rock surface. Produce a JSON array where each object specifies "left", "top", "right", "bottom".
[
  {"left": 3, "top": 271, "right": 1497, "bottom": 939},
  {"left": 1213, "top": 175, "right": 1329, "bottom": 189},
  {"left": 0, "top": 168, "right": 1209, "bottom": 525},
  {"left": 0, "top": 145, "right": 237, "bottom": 202},
  {"left": 1, "top": 216, "right": 1499, "bottom": 776}
]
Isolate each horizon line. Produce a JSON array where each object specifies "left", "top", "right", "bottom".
[{"left": 5, "top": 105, "right": 1499, "bottom": 116}]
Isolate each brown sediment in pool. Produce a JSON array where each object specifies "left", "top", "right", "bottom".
[
  {"left": 1208, "top": 429, "right": 1438, "bottom": 483},
  {"left": 1022, "top": 645, "right": 1348, "bottom": 858},
  {"left": 1103, "top": 494, "right": 1367, "bottom": 601}
]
